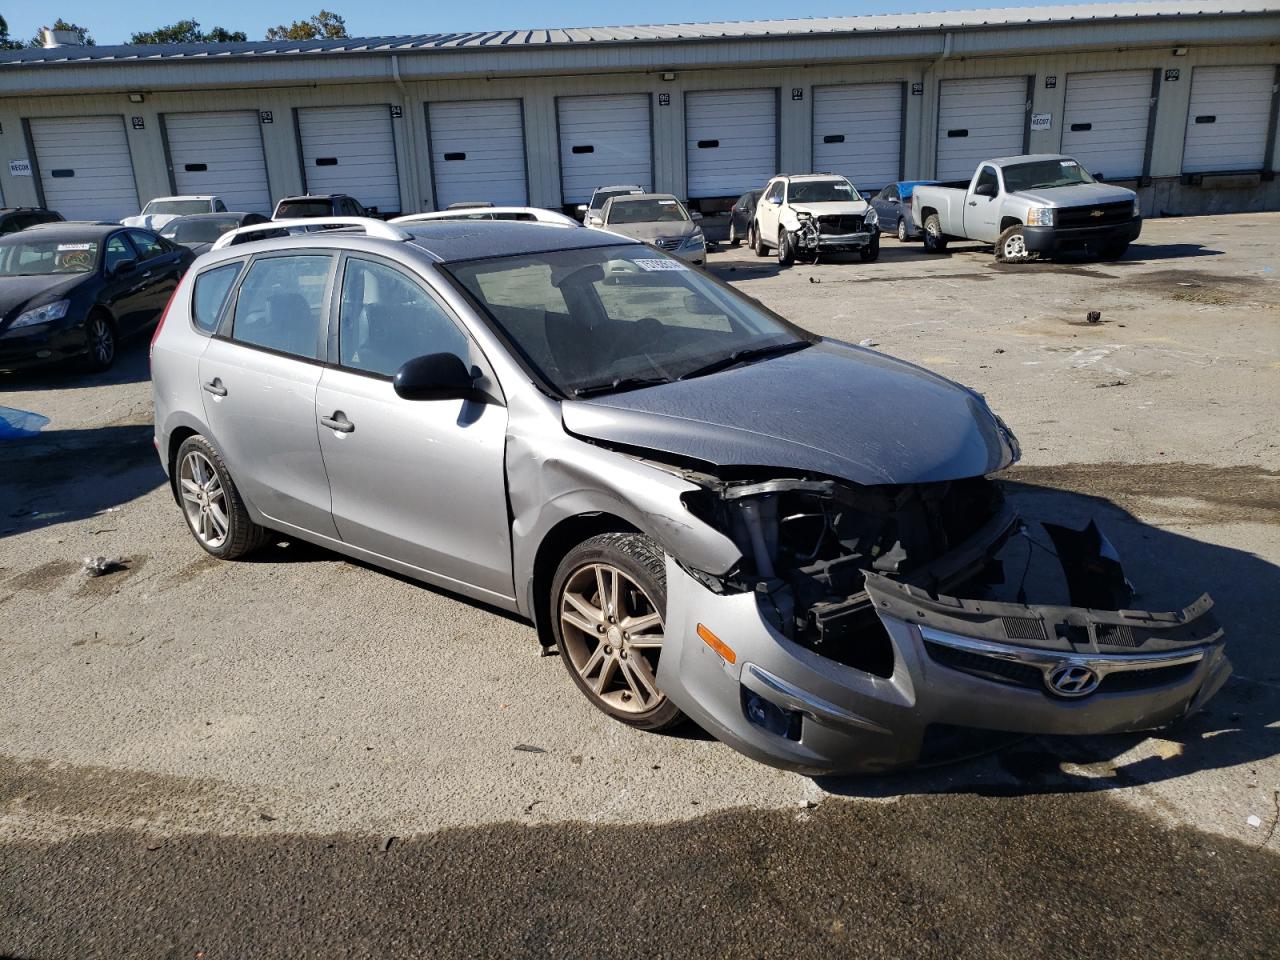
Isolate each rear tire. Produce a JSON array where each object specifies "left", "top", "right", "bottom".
[
  {"left": 551, "top": 532, "right": 684, "bottom": 732},
  {"left": 995, "top": 224, "right": 1032, "bottom": 263},
  {"left": 752, "top": 222, "right": 769, "bottom": 257},
  {"left": 923, "top": 214, "right": 948, "bottom": 253},
  {"left": 897, "top": 218, "right": 909, "bottom": 243},
  {"left": 174, "top": 435, "right": 270, "bottom": 560},
  {"left": 728, "top": 223, "right": 741, "bottom": 247},
  {"left": 777, "top": 228, "right": 795, "bottom": 266}
]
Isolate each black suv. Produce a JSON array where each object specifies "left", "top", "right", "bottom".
[
  {"left": 0, "top": 207, "right": 64, "bottom": 235},
  {"left": 272, "top": 194, "right": 379, "bottom": 220}
]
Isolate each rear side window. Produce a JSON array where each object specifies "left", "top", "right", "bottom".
[
  {"left": 191, "top": 262, "right": 242, "bottom": 334},
  {"left": 231, "top": 255, "right": 332, "bottom": 359}
]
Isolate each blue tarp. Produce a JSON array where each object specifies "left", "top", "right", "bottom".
[{"left": 0, "top": 406, "right": 50, "bottom": 439}]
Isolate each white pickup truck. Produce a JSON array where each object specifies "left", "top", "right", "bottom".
[{"left": 911, "top": 155, "right": 1142, "bottom": 262}]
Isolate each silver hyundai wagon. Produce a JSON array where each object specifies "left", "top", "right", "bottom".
[{"left": 151, "top": 218, "right": 1228, "bottom": 774}]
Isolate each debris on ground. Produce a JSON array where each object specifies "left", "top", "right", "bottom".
[
  {"left": 1086, "top": 310, "right": 1102, "bottom": 324},
  {"left": 809, "top": 276, "right": 820, "bottom": 284},
  {"left": 81, "top": 556, "right": 126, "bottom": 578},
  {"left": 994, "top": 348, "right": 1006, "bottom": 354},
  {"left": 381, "top": 836, "right": 397, "bottom": 852},
  {"left": 514, "top": 744, "right": 547, "bottom": 753},
  {"left": 1247, "top": 814, "right": 1263, "bottom": 827},
  {"left": 1096, "top": 379, "right": 1128, "bottom": 389},
  {"left": 858, "top": 338, "right": 879, "bottom": 347}
]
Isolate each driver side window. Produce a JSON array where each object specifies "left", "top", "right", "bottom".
[
  {"left": 765, "top": 182, "right": 784, "bottom": 204},
  {"left": 975, "top": 166, "right": 1000, "bottom": 195},
  {"left": 338, "top": 258, "right": 471, "bottom": 378},
  {"left": 103, "top": 234, "right": 136, "bottom": 274}
]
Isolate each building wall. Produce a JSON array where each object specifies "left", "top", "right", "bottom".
[{"left": 1, "top": 40, "right": 1276, "bottom": 216}]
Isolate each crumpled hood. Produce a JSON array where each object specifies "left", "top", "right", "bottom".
[
  {"left": 1014, "top": 183, "right": 1137, "bottom": 207},
  {"left": 561, "top": 340, "right": 1018, "bottom": 486},
  {"left": 0, "top": 273, "right": 84, "bottom": 324},
  {"left": 789, "top": 200, "right": 870, "bottom": 217},
  {"left": 605, "top": 221, "right": 701, "bottom": 243}
]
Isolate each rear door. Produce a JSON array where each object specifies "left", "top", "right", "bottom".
[
  {"left": 125, "top": 229, "right": 185, "bottom": 332},
  {"left": 557, "top": 94, "right": 654, "bottom": 205},
  {"left": 1060, "top": 70, "right": 1155, "bottom": 180},
  {"left": 198, "top": 252, "right": 339, "bottom": 538},
  {"left": 29, "top": 116, "right": 140, "bottom": 221},
  {"left": 163, "top": 111, "right": 272, "bottom": 215},
  {"left": 296, "top": 105, "right": 401, "bottom": 215},
  {"left": 686, "top": 89, "right": 778, "bottom": 200},
  {"left": 315, "top": 255, "right": 513, "bottom": 599},
  {"left": 427, "top": 99, "right": 527, "bottom": 208},
  {"left": 935, "top": 77, "right": 1030, "bottom": 181}
]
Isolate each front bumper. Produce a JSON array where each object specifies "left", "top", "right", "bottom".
[
  {"left": 1023, "top": 217, "right": 1143, "bottom": 253},
  {"left": 0, "top": 320, "right": 89, "bottom": 372},
  {"left": 796, "top": 227, "right": 878, "bottom": 252},
  {"left": 656, "top": 533, "right": 1227, "bottom": 775}
]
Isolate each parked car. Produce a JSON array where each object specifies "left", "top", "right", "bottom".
[
  {"left": 0, "top": 207, "right": 64, "bottom": 235},
  {"left": 726, "top": 191, "right": 762, "bottom": 248},
  {"left": 869, "top": 181, "right": 938, "bottom": 242},
  {"left": 911, "top": 155, "right": 1142, "bottom": 262},
  {"left": 123, "top": 196, "right": 226, "bottom": 231},
  {"left": 0, "top": 222, "right": 193, "bottom": 372},
  {"left": 393, "top": 207, "right": 579, "bottom": 227},
  {"left": 160, "top": 212, "right": 272, "bottom": 255},
  {"left": 577, "top": 184, "right": 645, "bottom": 223},
  {"left": 590, "top": 193, "right": 706, "bottom": 265},
  {"left": 273, "top": 194, "right": 371, "bottom": 220},
  {"left": 445, "top": 201, "right": 495, "bottom": 210},
  {"left": 151, "top": 216, "right": 1228, "bottom": 774},
  {"left": 751, "top": 174, "right": 880, "bottom": 265}
]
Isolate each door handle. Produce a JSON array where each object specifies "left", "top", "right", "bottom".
[
  {"left": 967, "top": 201, "right": 978, "bottom": 206},
  {"left": 203, "top": 378, "right": 227, "bottom": 397},
  {"left": 320, "top": 411, "right": 354, "bottom": 434},
  {"left": 141, "top": 270, "right": 153, "bottom": 278}
]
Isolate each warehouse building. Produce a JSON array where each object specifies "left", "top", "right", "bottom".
[{"left": 0, "top": 1, "right": 1277, "bottom": 223}]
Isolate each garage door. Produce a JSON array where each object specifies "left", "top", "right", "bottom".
[
  {"left": 686, "top": 89, "right": 778, "bottom": 199},
  {"left": 428, "top": 99, "right": 527, "bottom": 209},
  {"left": 164, "top": 111, "right": 271, "bottom": 214},
  {"left": 812, "top": 83, "right": 903, "bottom": 191},
  {"left": 29, "top": 116, "right": 139, "bottom": 221},
  {"left": 1183, "top": 65, "right": 1278, "bottom": 174},
  {"left": 557, "top": 94, "right": 652, "bottom": 205},
  {"left": 1060, "top": 71, "right": 1154, "bottom": 180},
  {"left": 936, "top": 77, "right": 1029, "bottom": 181},
  {"left": 296, "top": 105, "right": 400, "bottom": 214}
]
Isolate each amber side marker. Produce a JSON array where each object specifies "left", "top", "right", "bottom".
[{"left": 697, "top": 623, "right": 736, "bottom": 664}]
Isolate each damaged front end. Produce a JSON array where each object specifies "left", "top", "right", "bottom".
[
  {"left": 792, "top": 213, "right": 876, "bottom": 255},
  {"left": 655, "top": 470, "right": 1229, "bottom": 774}
]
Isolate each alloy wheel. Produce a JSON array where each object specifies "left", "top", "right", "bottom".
[
  {"left": 1003, "top": 233, "right": 1028, "bottom": 260},
  {"left": 559, "top": 562, "right": 666, "bottom": 714},
  {"left": 179, "top": 450, "right": 230, "bottom": 548},
  {"left": 89, "top": 317, "right": 115, "bottom": 367}
]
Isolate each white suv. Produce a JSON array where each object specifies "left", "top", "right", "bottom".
[{"left": 750, "top": 174, "right": 879, "bottom": 265}]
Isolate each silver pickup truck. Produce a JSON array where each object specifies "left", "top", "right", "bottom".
[{"left": 912, "top": 155, "right": 1142, "bottom": 262}]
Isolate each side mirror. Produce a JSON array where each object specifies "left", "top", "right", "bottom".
[
  {"left": 769, "top": 196, "right": 782, "bottom": 205},
  {"left": 586, "top": 215, "right": 604, "bottom": 227},
  {"left": 112, "top": 258, "right": 138, "bottom": 276},
  {"left": 690, "top": 210, "right": 703, "bottom": 221},
  {"left": 393, "top": 353, "right": 488, "bottom": 403},
  {"left": 575, "top": 204, "right": 588, "bottom": 213},
  {"left": 974, "top": 182, "right": 998, "bottom": 199}
]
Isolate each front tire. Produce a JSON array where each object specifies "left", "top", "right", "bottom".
[
  {"left": 923, "top": 214, "right": 948, "bottom": 253},
  {"left": 860, "top": 235, "right": 881, "bottom": 262},
  {"left": 174, "top": 435, "right": 270, "bottom": 560},
  {"left": 777, "top": 228, "right": 796, "bottom": 266},
  {"left": 752, "top": 222, "right": 769, "bottom": 257},
  {"left": 84, "top": 312, "right": 117, "bottom": 372},
  {"left": 996, "top": 224, "right": 1032, "bottom": 263},
  {"left": 551, "top": 532, "right": 684, "bottom": 732}
]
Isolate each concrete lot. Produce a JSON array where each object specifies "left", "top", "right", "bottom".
[{"left": 1, "top": 213, "right": 1278, "bottom": 957}]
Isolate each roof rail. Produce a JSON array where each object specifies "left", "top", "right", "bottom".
[{"left": 211, "top": 216, "right": 410, "bottom": 251}]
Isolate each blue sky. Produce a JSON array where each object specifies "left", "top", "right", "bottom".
[{"left": 16, "top": 0, "right": 1073, "bottom": 45}]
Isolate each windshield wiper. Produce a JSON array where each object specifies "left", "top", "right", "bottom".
[
  {"left": 677, "top": 340, "right": 811, "bottom": 382},
  {"left": 571, "top": 375, "right": 673, "bottom": 399}
]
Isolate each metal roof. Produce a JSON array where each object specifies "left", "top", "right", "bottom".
[
  {"left": 405, "top": 221, "right": 633, "bottom": 263},
  {"left": 3, "top": 0, "right": 1275, "bottom": 65}
]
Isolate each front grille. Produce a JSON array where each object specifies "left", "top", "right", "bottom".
[
  {"left": 653, "top": 237, "right": 682, "bottom": 250},
  {"left": 1056, "top": 200, "right": 1134, "bottom": 229},
  {"left": 1098, "top": 662, "right": 1198, "bottom": 693},
  {"left": 924, "top": 642, "right": 1043, "bottom": 689},
  {"left": 817, "top": 214, "right": 864, "bottom": 235}
]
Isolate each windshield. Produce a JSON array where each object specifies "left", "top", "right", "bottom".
[
  {"left": 445, "top": 245, "right": 812, "bottom": 396},
  {"left": 161, "top": 217, "right": 241, "bottom": 244},
  {"left": 276, "top": 200, "right": 333, "bottom": 219},
  {"left": 606, "top": 199, "right": 689, "bottom": 225},
  {"left": 788, "top": 179, "right": 857, "bottom": 204},
  {"left": 0, "top": 237, "right": 99, "bottom": 276},
  {"left": 590, "top": 189, "right": 641, "bottom": 210},
  {"left": 143, "top": 199, "right": 211, "bottom": 216},
  {"left": 1002, "top": 159, "right": 1096, "bottom": 192}
]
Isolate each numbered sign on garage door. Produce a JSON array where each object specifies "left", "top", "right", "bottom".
[
  {"left": 936, "top": 77, "right": 1030, "bottom": 181},
  {"left": 1183, "top": 65, "right": 1277, "bottom": 174},
  {"left": 29, "top": 116, "right": 139, "bottom": 221},
  {"left": 557, "top": 94, "right": 653, "bottom": 205},
  {"left": 1060, "top": 71, "right": 1154, "bottom": 180},
  {"left": 812, "top": 83, "right": 903, "bottom": 191},
  {"left": 686, "top": 89, "right": 778, "bottom": 199},
  {"left": 428, "top": 99, "right": 527, "bottom": 209},
  {"left": 164, "top": 111, "right": 272, "bottom": 214},
  {"left": 297, "top": 105, "right": 400, "bottom": 214}
]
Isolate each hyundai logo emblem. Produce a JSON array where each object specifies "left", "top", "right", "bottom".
[{"left": 1047, "top": 663, "right": 1100, "bottom": 698}]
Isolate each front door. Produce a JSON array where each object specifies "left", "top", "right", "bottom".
[
  {"left": 315, "top": 254, "right": 514, "bottom": 601},
  {"left": 198, "top": 251, "right": 339, "bottom": 538},
  {"left": 757, "top": 180, "right": 784, "bottom": 244},
  {"left": 99, "top": 231, "right": 152, "bottom": 332},
  {"left": 969, "top": 165, "right": 1004, "bottom": 244}
]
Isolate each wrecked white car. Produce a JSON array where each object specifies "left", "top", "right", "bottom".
[{"left": 151, "top": 219, "right": 1228, "bottom": 774}]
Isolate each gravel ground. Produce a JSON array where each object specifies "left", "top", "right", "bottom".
[{"left": 1, "top": 213, "right": 1277, "bottom": 958}]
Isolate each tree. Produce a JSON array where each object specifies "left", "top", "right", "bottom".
[
  {"left": 29, "top": 17, "right": 95, "bottom": 46},
  {"left": 1, "top": 15, "right": 25, "bottom": 50},
  {"left": 265, "top": 10, "right": 348, "bottom": 41},
  {"left": 130, "top": 20, "right": 247, "bottom": 44}
]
